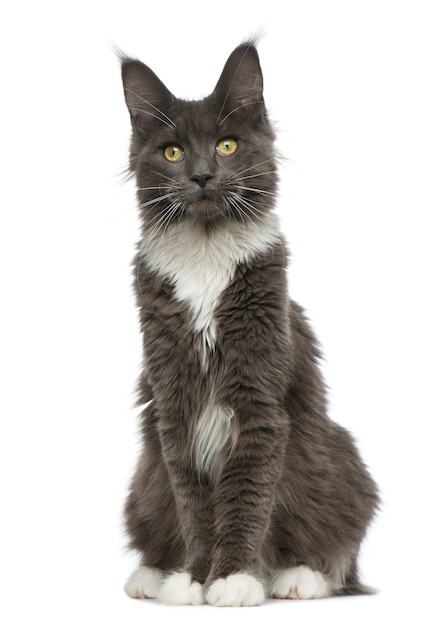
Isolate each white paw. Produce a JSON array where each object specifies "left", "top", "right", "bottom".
[
  {"left": 124, "top": 565, "right": 162, "bottom": 599},
  {"left": 271, "top": 565, "right": 334, "bottom": 599},
  {"left": 158, "top": 571, "right": 205, "bottom": 605},
  {"left": 205, "top": 573, "right": 265, "bottom": 607}
]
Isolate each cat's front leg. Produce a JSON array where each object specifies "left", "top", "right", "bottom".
[
  {"left": 158, "top": 571, "right": 205, "bottom": 606},
  {"left": 156, "top": 428, "right": 215, "bottom": 604},
  {"left": 205, "top": 402, "right": 288, "bottom": 607},
  {"left": 158, "top": 520, "right": 211, "bottom": 606},
  {"left": 157, "top": 470, "right": 213, "bottom": 605}
]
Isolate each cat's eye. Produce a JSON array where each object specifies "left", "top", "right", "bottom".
[
  {"left": 163, "top": 144, "right": 184, "bottom": 162},
  {"left": 216, "top": 138, "right": 238, "bottom": 157}
]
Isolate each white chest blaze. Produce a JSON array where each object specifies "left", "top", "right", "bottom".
[
  {"left": 141, "top": 214, "right": 280, "bottom": 345},
  {"left": 140, "top": 213, "right": 281, "bottom": 476}
]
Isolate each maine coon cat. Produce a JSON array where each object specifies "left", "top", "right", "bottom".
[{"left": 120, "top": 42, "right": 379, "bottom": 607}]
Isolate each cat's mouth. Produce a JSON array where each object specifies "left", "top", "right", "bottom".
[
  {"left": 198, "top": 188, "right": 221, "bottom": 201},
  {"left": 188, "top": 190, "right": 226, "bottom": 221}
]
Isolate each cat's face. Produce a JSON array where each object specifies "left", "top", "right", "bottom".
[{"left": 122, "top": 44, "right": 277, "bottom": 231}]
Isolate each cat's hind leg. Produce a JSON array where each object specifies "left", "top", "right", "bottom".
[
  {"left": 271, "top": 565, "right": 338, "bottom": 599},
  {"left": 124, "top": 565, "right": 163, "bottom": 599}
]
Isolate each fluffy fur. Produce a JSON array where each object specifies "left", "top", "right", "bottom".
[{"left": 120, "top": 42, "right": 379, "bottom": 607}]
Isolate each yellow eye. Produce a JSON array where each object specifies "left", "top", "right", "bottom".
[
  {"left": 163, "top": 144, "right": 184, "bottom": 162},
  {"left": 216, "top": 138, "right": 238, "bottom": 157}
]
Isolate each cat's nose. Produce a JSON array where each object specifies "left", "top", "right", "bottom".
[{"left": 191, "top": 173, "right": 213, "bottom": 188}]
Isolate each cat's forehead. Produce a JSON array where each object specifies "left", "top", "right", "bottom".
[{"left": 169, "top": 96, "right": 226, "bottom": 138}]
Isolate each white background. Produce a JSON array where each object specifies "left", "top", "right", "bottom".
[{"left": 1, "top": 1, "right": 436, "bottom": 624}]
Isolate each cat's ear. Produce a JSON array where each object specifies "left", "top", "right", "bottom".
[
  {"left": 121, "top": 59, "right": 175, "bottom": 133},
  {"left": 214, "top": 43, "right": 264, "bottom": 124}
]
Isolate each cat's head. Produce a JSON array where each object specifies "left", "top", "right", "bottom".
[{"left": 121, "top": 43, "right": 277, "bottom": 231}]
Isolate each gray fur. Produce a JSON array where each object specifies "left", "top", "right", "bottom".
[{"left": 120, "top": 42, "right": 379, "bottom": 599}]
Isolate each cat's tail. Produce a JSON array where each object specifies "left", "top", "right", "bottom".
[
  {"left": 337, "top": 561, "right": 378, "bottom": 596},
  {"left": 339, "top": 580, "right": 378, "bottom": 596}
]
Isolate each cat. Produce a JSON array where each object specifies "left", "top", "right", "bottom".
[{"left": 120, "top": 41, "right": 379, "bottom": 607}]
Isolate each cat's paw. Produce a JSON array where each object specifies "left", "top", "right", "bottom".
[
  {"left": 124, "top": 565, "right": 162, "bottom": 599},
  {"left": 158, "top": 571, "right": 205, "bottom": 605},
  {"left": 271, "top": 565, "right": 334, "bottom": 599},
  {"left": 205, "top": 573, "right": 265, "bottom": 607}
]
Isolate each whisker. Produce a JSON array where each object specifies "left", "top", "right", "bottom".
[
  {"left": 162, "top": 202, "right": 182, "bottom": 233},
  {"left": 221, "top": 195, "right": 232, "bottom": 219},
  {"left": 218, "top": 100, "right": 264, "bottom": 125},
  {"left": 177, "top": 199, "right": 188, "bottom": 225},
  {"left": 138, "top": 192, "right": 174, "bottom": 209},
  {"left": 148, "top": 203, "right": 174, "bottom": 232},
  {"left": 226, "top": 194, "right": 245, "bottom": 221},
  {"left": 231, "top": 170, "right": 276, "bottom": 182},
  {"left": 232, "top": 193, "right": 266, "bottom": 214},
  {"left": 137, "top": 186, "right": 173, "bottom": 192},
  {"left": 225, "top": 159, "right": 273, "bottom": 181},
  {"left": 234, "top": 185, "right": 275, "bottom": 196},
  {"left": 151, "top": 171, "right": 183, "bottom": 186},
  {"left": 148, "top": 201, "right": 183, "bottom": 237},
  {"left": 228, "top": 191, "right": 268, "bottom": 226},
  {"left": 128, "top": 106, "right": 175, "bottom": 129},
  {"left": 227, "top": 193, "right": 256, "bottom": 227}
]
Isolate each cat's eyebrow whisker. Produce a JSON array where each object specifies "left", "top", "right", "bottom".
[
  {"left": 125, "top": 88, "right": 177, "bottom": 129},
  {"left": 128, "top": 106, "right": 175, "bottom": 129},
  {"left": 218, "top": 100, "right": 264, "bottom": 126}
]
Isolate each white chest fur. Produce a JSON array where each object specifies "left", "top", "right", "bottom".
[
  {"left": 140, "top": 214, "right": 280, "bottom": 477},
  {"left": 140, "top": 214, "right": 280, "bottom": 351}
]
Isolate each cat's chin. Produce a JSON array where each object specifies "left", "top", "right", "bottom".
[{"left": 187, "top": 199, "right": 226, "bottom": 224}]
